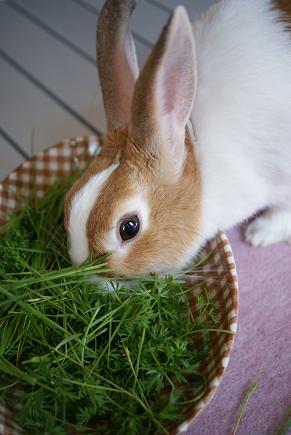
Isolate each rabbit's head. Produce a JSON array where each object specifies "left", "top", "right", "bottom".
[{"left": 65, "top": 0, "right": 202, "bottom": 277}]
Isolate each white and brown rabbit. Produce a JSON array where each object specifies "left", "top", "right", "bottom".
[{"left": 65, "top": 0, "right": 291, "bottom": 277}]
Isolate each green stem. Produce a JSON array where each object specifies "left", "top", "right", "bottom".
[
  {"left": 123, "top": 347, "right": 169, "bottom": 435},
  {"left": 274, "top": 406, "right": 291, "bottom": 435},
  {"left": 134, "top": 326, "right": 146, "bottom": 391},
  {"left": 232, "top": 380, "right": 258, "bottom": 435},
  {"left": 2, "top": 262, "right": 110, "bottom": 290}
]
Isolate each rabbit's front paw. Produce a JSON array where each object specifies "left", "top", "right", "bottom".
[{"left": 245, "top": 208, "right": 291, "bottom": 247}]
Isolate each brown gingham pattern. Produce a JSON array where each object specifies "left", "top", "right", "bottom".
[{"left": 0, "top": 136, "right": 238, "bottom": 435}]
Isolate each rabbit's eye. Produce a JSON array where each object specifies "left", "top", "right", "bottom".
[{"left": 119, "top": 215, "right": 140, "bottom": 241}]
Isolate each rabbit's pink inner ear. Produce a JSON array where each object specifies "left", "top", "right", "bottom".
[
  {"left": 124, "top": 30, "right": 139, "bottom": 82},
  {"left": 158, "top": 11, "right": 197, "bottom": 127},
  {"left": 130, "top": 6, "right": 197, "bottom": 172},
  {"left": 111, "top": 28, "right": 139, "bottom": 121}
]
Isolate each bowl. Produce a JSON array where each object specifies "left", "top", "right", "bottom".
[{"left": 0, "top": 136, "right": 238, "bottom": 434}]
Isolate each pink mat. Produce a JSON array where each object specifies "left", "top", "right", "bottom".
[{"left": 188, "top": 224, "right": 291, "bottom": 435}]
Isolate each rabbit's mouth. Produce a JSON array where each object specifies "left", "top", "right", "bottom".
[{"left": 86, "top": 273, "right": 146, "bottom": 292}]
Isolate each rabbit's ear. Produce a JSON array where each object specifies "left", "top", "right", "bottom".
[
  {"left": 97, "top": 0, "right": 139, "bottom": 131},
  {"left": 130, "top": 6, "right": 196, "bottom": 173}
]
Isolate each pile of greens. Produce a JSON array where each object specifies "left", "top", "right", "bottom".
[{"left": 0, "top": 176, "right": 221, "bottom": 434}]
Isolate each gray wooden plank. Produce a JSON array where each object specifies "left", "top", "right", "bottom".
[
  {"left": 0, "top": 136, "right": 25, "bottom": 181},
  {"left": 146, "top": 0, "right": 217, "bottom": 18},
  {"left": 0, "top": 4, "right": 106, "bottom": 133},
  {"left": 10, "top": 0, "right": 150, "bottom": 67},
  {"left": 0, "top": 127, "right": 29, "bottom": 159},
  {"left": 78, "top": 0, "right": 169, "bottom": 45},
  {"left": 0, "top": 57, "right": 90, "bottom": 156}
]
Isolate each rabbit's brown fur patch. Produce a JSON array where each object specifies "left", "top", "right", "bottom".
[
  {"left": 84, "top": 130, "right": 201, "bottom": 277},
  {"left": 272, "top": 0, "right": 291, "bottom": 28}
]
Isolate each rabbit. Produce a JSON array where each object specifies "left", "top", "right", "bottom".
[{"left": 65, "top": 0, "right": 291, "bottom": 278}]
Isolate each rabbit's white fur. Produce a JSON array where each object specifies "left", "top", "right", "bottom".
[
  {"left": 68, "top": 164, "right": 118, "bottom": 265},
  {"left": 245, "top": 209, "right": 291, "bottom": 246},
  {"left": 191, "top": 0, "right": 291, "bottom": 245}
]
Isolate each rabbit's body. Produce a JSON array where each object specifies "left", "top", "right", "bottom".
[
  {"left": 191, "top": 0, "right": 291, "bottom": 244},
  {"left": 65, "top": 0, "right": 291, "bottom": 277}
]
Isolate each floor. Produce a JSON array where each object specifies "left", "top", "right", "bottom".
[{"left": 0, "top": 1, "right": 290, "bottom": 434}]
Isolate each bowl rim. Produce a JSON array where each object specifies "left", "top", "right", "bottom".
[{"left": 0, "top": 135, "right": 239, "bottom": 434}]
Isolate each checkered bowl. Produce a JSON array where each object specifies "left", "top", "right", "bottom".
[{"left": 0, "top": 136, "right": 238, "bottom": 434}]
